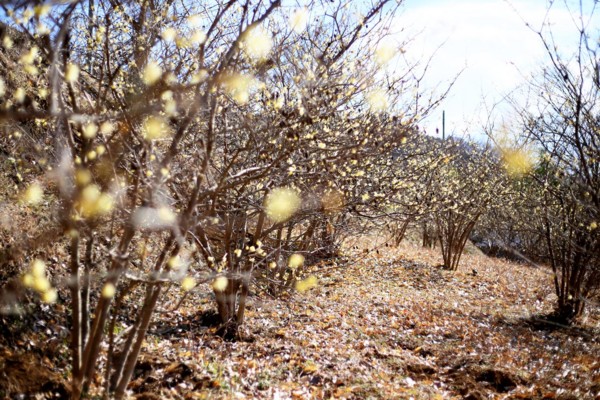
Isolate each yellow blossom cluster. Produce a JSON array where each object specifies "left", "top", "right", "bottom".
[
  {"left": 296, "top": 275, "right": 318, "bottom": 293},
  {"left": 74, "top": 184, "right": 114, "bottom": 219},
  {"left": 22, "top": 259, "right": 57, "bottom": 303}
]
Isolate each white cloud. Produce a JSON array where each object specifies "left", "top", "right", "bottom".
[{"left": 398, "top": 0, "right": 597, "bottom": 138}]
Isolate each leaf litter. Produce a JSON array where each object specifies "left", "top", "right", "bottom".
[{"left": 1, "top": 236, "right": 599, "bottom": 399}]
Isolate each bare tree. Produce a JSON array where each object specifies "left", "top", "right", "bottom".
[
  {"left": 496, "top": 0, "right": 600, "bottom": 322},
  {"left": 0, "top": 0, "right": 453, "bottom": 397}
]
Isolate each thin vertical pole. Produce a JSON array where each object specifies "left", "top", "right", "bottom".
[{"left": 442, "top": 110, "right": 445, "bottom": 140}]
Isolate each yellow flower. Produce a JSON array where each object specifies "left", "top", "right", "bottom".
[
  {"left": 33, "top": 276, "right": 51, "bottom": 293},
  {"left": 212, "top": 276, "right": 228, "bottom": 292},
  {"left": 101, "top": 283, "right": 116, "bottom": 298},
  {"left": 288, "top": 253, "right": 304, "bottom": 268},
  {"left": 375, "top": 43, "right": 395, "bottom": 65},
  {"left": 219, "top": 73, "right": 255, "bottom": 104},
  {"left": 167, "top": 255, "right": 182, "bottom": 269},
  {"left": 14, "top": 87, "right": 26, "bottom": 103},
  {"left": 22, "top": 183, "right": 44, "bottom": 205},
  {"left": 87, "top": 150, "right": 97, "bottom": 160},
  {"left": 22, "top": 273, "right": 34, "bottom": 288},
  {"left": 34, "top": 3, "right": 51, "bottom": 17},
  {"left": 31, "top": 259, "right": 46, "bottom": 278},
  {"left": 190, "top": 31, "right": 207, "bottom": 45},
  {"left": 100, "top": 121, "right": 115, "bottom": 135},
  {"left": 158, "top": 207, "right": 176, "bottom": 224},
  {"left": 265, "top": 187, "right": 301, "bottom": 222},
  {"left": 20, "top": 47, "right": 38, "bottom": 65},
  {"left": 366, "top": 89, "right": 388, "bottom": 112},
  {"left": 296, "top": 275, "right": 318, "bottom": 293},
  {"left": 41, "top": 288, "right": 57, "bottom": 304},
  {"left": 181, "top": 276, "right": 196, "bottom": 291},
  {"left": 77, "top": 184, "right": 114, "bottom": 217},
  {"left": 142, "top": 61, "right": 163, "bottom": 86},
  {"left": 3, "top": 36, "right": 13, "bottom": 49},
  {"left": 75, "top": 169, "right": 92, "bottom": 186},
  {"left": 65, "top": 63, "right": 80, "bottom": 83},
  {"left": 142, "top": 115, "right": 171, "bottom": 141},
  {"left": 241, "top": 26, "right": 272, "bottom": 60},
  {"left": 289, "top": 8, "right": 309, "bottom": 33},
  {"left": 502, "top": 148, "right": 533, "bottom": 177},
  {"left": 82, "top": 123, "right": 98, "bottom": 139},
  {"left": 161, "top": 27, "right": 177, "bottom": 42}
]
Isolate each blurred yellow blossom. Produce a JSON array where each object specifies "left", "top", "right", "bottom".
[
  {"left": 142, "top": 61, "right": 163, "bottom": 86},
  {"left": 75, "top": 169, "right": 92, "bottom": 186},
  {"left": 77, "top": 184, "right": 114, "bottom": 217},
  {"left": 23, "top": 259, "right": 56, "bottom": 303},
  {"left": 190, "top": 30, "right": 207, "bottom": 45},
  {"left": 3, "top": 36, "right": 13, "bottom": 49},
  {"left": 242, "top": 26, "right": 272, "bottom": 60},
  {"left": 265, "top": 187, "right": 301, "bottom": 222},
  {"left": 288, "top": 253, "right": 304, "bottom": 268},
  {"left": 502, "top": 148, "right": 533, "bottom": 177},
  {"left": 100, "top": 121, "right": 115, "bottom": 135},
  {"left": 41, "top": 288, "right": 57, "bottom": 304},
  {"left": 366, "top": 89, "right": 388, "bottom": 112},
  {"left": 181, "top": 276, "right": 196, "bottom": 291},
  {"left": 31, "top": 259, "right": 46, "bottom": 278},
  {"left": 82, "top": 122, "right": 98, "bottom": 139},
  {"left": 212, "top": 276, "right": 228, "bottom": 291},
  {"left": 161, "top": 27, "right": 177, "bottom": 42},
  {"left": 296, "top": 275, "right": 318, "bottom": 293},
  {"left": 20, "top": 47, "right": 38, "bottom": 65},
  {"left": 22, "top": 182, "right": 44, "bottom": 205},
  {"left": 167, "top": 255, "right": 183, "bottom": 269},
  {"left": 289, "top": 8, "right": 309, "bottom": 33},
  {"left": 14, "top": 87, "right": 26, "bottom": 103},
  {"left": 158, "top": 207, "right": 176, "bottom": 224},
  {"left": 101, "top": 283, "right": 116, "bottom": 298},
  {"left": 142, "top": 115, "right": 171, "bottom": 141},
  {"left": 220, "top": 73, "right": 255, "bottom": 104},
  {"left": 375, "top": 43, "right": 396, "bottom": 65},
  {"left": 34, "top": 3, "right": 51, "bottom": 17},
  {"left": 65, "top": 63, "right": 80, "bottom": 83}
]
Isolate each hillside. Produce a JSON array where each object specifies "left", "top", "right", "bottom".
[{"left": 2, "top": 237, "right": 599, "bottom": 399}]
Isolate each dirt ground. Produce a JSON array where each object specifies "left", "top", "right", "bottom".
[{"left": 1, "top": 237, "right": 599, "bottom": 399}]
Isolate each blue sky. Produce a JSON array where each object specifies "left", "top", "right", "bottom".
[{"left": 398, "top": 0, "right": 600, "bottom": 140}]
